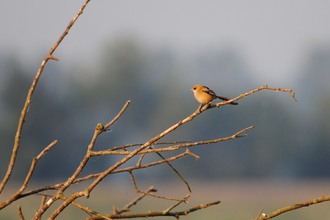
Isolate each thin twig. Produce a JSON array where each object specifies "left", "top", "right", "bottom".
[
  {"left": 0, "top": 141, "right": 57, "bottom": 210},
  {"left": 83, "top": 200, "right": 221, "bottom": 220},
  {"left": 128, "top": 171, "right": 183, "bottom": 202},
  {"left": 56, "top": 193, "right": 112, "bottom": 220},
  {"left": 197, "top": 85, "right": 297, "bottom": 112},
  {"left": 115, "top": 186, "right": 157, "bottom": 214},
  {"left": 217, "top": 85, "right": 297, "bottom": 108},
  {"left": 154, "top": 150, "right": 191, "bottom": 192},
  {"left": 19, "top": 125, "right": 251, "bottom": 200},
  {"left": 92, "top": 126, "right": 254, "bottom": 156},
  {"left": 18, "top": 206, "right": 25, "bottom": 220},
  {"left": 35, "top": 101, "right": 130, "bottom": 220},
  {"left": 83, "top": 86, "right": 274, "bottom": 200},
  {"left": 163, "top": 194, "right": 190, "bottom": 214},
  {"left": 18, "top": 124, "right": 251, "bottom": 206},
  {"left": 19, "top": 150, "right": 191, "bottom": 200},
  {"left": 253, "top": 195, "right": 330, "bottom": 220},
  {"left": 254, "top": 208, "right": 264, "bottom": 220},
  {"left": 109, "top": 140, "right": 191, "bottom": 151},
  {"left": 1, "top": 0, "right": 91, "bottom": 211}
]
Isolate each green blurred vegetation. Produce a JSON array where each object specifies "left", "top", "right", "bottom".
[{"left": 1, "top": 37, "right": 330, "bottom": 182}]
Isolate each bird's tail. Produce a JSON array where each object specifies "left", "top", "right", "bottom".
[{"left": 217, "top": 96, "right": 238, "bottom": 105}]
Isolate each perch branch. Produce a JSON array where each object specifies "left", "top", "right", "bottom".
[
  {"left": 82, "top": 86, "right": 268, "bottom": 199},
  {"left": 219, "top": 85, "right": 297, "bottom": 107},
  {"left": 197, "top": 85, "right": 297, "bottom": 112}
]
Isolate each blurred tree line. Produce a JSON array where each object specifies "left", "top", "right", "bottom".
[{"left": 1, "top": 37, "right": 330, "bottom": 182}]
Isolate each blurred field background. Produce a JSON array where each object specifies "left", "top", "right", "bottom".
[
  {"left": 1, "top": 1, "right": 330, "bottom": 219},
  {"left": 1, "top": 180, "right": 329, "bottom": 219}
]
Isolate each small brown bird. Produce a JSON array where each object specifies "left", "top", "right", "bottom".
[{"left": 191, "top": 84, "right": 238, "bottom": 111}]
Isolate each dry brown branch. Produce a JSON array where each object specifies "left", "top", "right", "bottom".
[
  {"left": 39, "top": 195, "right": 47, "bottom": 211},
  {"left": 18, "top": 150, "right": 193, "bottom": 200},
  {"left": 17, "top": 205, "right": 25, "bottom": 220},
  {"left": 34, "top": 101, "right": 130, "bottom": 219},
  {"left": 154, "top": 150, "right": 192, "bottom": 192},
  {"left": 0, "top": 0, "right": 90, "bottom": 196},
  {"left": 84, "top": 200, "right": 221, "bottom": 220},
  {"left": 0, "top": 140, "right": 57, "bottom": 210},
  {"left": 225, "top": 85, "right": 297, "bottom": 106},
  {"left": 18, "top": 126, "right": 251, "bottom": 203},
  {"left": 109, "top": 140, "right": 191, "bottom": 151},
  {"left": 198, "top": 85, "right": 297, "bottom": 112},
  {"left": 253, "top": 195, "right": 330, "bottom": 220},
  {"left": 1, "top": 0, "right": 90, "bottom": 212},
  {"left": 92, "top": 125, "right": 253, "bottom": 156},
  {"left": 134, "top": 141, "right": 192, "bottom": 193}
]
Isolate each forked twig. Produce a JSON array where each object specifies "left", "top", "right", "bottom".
[
  {"left": 114, "top": 186, "right": 157, "bottom": 214},
  {"left": 0, "top": 140, "right": 57, "bottom": 210},
  {"left": 128, "top": 171, "right": 184, "bottom": 202},
  {"left": 35, "top": 101, "right": 130, "bottom": 220},
  {"left": 254, "top": 208, "right": 264, "bottom": 220},
  {"left": 163, "top": 194, "right": 191, "bottom": 214}
]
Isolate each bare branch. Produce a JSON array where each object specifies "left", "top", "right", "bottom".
[
  {"left": 83, "top": 200, "right": 221, "bottom": 220},
  {"left": 0, "top": 0, "right": 91, "bottom": 195},
  {"left": 253, "top": 208, "right": 264, "bottom": 220},
  {"left": 115, "top": 186, "right": 157, "bottom": 215},
  {"left": 163, "top": 194, "right": 190, "bottom": 214},
  {"left": 109, "top": 140, "right": 191, "bottom": 151},
  {"left": 93, "top": 125, "right": 254, "bottom": 156},
  {"left": 253, "top": 195, "right": 330, "bottom": 220},
  {"left": 224, "top": 85, "right": 297, "bottom": 106},
  {"left": 128, "top": 171, "right": 184, "bottom": 202},
  {"left": 17, "top": 206, "right": 25, "bottom": 220},
  {"left": 0, "top": 140, "right": 57, "bottom": 210},
  {"left": 34, "top": 100, "right": 130, "bottom": 219},
  {"left": 197, "top": 85, "right": 297, "bottom": 112},
  {"left": 36, "top": 140, "right": 57, "bottom": 160}
]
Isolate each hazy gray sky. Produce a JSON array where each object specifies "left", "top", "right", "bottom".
[{"left": 1, "top": 1, "right": 330, "bottom": 85}]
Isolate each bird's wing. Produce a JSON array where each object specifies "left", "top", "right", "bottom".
[{"left": 202, "top": 86, "right": 217, "bottom": 97}]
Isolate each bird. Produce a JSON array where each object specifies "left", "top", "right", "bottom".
[{"left": 191, "top": 84, "right": 238, "bottom": 111}]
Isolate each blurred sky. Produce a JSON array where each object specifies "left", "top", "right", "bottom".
[{"left": 1, "top": 0, "right": 330, "bottom": 86}]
